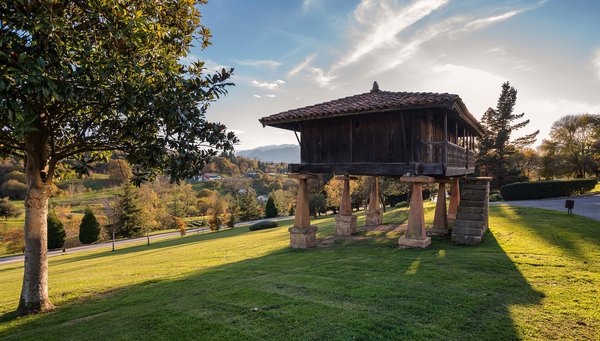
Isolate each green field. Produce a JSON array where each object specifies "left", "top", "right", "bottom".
[{"left": 0, "top": 205, "right": 598, "bottom": 340}]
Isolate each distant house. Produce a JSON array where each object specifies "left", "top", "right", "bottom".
[
  {"left": 245, "top": 172, "right": 259, "bottom": 178},
  {"left": 202, "top": 173, "right": 222, "bottom": 181},
  {"left": 256, "top": 195, "right": 269, "bottom": 203}
]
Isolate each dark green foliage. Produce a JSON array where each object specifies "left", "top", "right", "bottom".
[
  {"left": 264, "top": 196, "right": 277, "bottom": 218},
  {"left": 489, "top": 193, "right": 503, "bottom": 202},
  {"left": 237, "top": 189, "right": 262, "bottom": 222},
  {"left": 477, "top": 82, "right": 539, "bottom": 188},
  {"left": 395, "top": 201, "right": 408, "bottom": 208},
  {"left": 309, "top": 193, "right": 327, "bottom": 218},
  {"left": 0, "top": 196, "right": 20, "bottom": 220},
  {"left": 79, "top": 208, "right": 101, "bottom": 244},
  {"left": 248, "top": 220, "right": 278, "bottom": 231},
  {"left": 47, "top": 213, "right": 66, "bottom": 250},
  {"left": 114, "top": 185, "right": 144, "bottom": 238},
  {"left": 500, "top": 179, "right": 596, "bottom": 200}
]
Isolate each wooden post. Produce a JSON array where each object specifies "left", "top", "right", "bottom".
[
  {"left": 398, "top": 176, "right": 433, "bottom": 248},
  {"left": 335, "top": 175, "right": 358, "bottom": 236},
  {"left": 288, "top": 174, "right": 318, "bottom": 248},
  {"left": 429, "top": 181, "right": 449, "bottom": 235},
  {"left": 448, "top": 177, "right": 460, "bottom": 223},
  {"left": 443, "top": 113, "right": 448, "bottom": 166},
  {"left": 366, "top": 176, "right": 383, "bottom": 226}
]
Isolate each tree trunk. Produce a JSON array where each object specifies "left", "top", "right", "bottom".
[{"left": 17, "top": 136, "right": 55, "bottom": 315}]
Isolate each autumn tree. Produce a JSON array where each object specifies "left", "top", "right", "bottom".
[
  {"left": 0, "top": 1, "right": 237, "bottom": 314},
  {"left": 540, "top": 114, "right": 600, "bottom": 178},
  {"left": 476, "top": 82, "right": 539, "bottom": 188}
]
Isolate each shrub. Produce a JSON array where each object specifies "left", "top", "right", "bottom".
[
  {"left": 500, "top": 179, "right": 597, "bottom": 200},
  {"left": 489, "top": 193, "right": 503, "bottom": 202},
  {"left": 264, "top": 196, "right": 277, "bottom": 218},
  {"left": 0, "top": 179, "right": 27, "bottom": 200},
  {"left": 47, "top": 213, "right": 66, "bottom": 249},
  {"left": 79, "top": 209, "right": 101, "bottom": 244},
  {"left": 248, "top": 220, "right": 278, "bottom": 231},
  {"left": 395, "top": 201, "right": 408, "bottom": 208},
  {"left": 1, "top": 170, "right": 26, "bottom": 184},
  {"left": 0, "top": 197, "right": 21, "bottom": 220}
]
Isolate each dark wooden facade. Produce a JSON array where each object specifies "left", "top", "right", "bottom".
[{"left": 260, "top": 85, "right": 482, "bottom": 177}]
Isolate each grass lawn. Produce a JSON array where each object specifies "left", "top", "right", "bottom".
[{"left": 0, "top": 204, "right": 598, "bottom": 340}]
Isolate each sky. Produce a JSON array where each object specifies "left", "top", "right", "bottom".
[{"left": 190, "top": 0, "right": 600, "bottom": 151}]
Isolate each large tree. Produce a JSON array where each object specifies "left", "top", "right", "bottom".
[
  {"left": 540, "top": 114, "right": 600, "bottom": 178},
  {"left": 476, "top": 82, "right": 539, "bottom": 188},
  {"left": 0, "top": 1, "right": 237, "bottom": 314}
]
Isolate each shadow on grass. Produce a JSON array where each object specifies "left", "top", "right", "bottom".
[
  {"left": 0, "top": 222, "right": 543, "bottom": 340},
  {"left": 493, "top": 204, "right": 600, "bottom": 261}
]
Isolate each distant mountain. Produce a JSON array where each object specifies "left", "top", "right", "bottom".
[{"left": 237, "top": 144, "right": 300, "bottom": 163}]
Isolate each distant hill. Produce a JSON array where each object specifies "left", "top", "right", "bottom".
[{"left": 237, "top": 144, "right": 300, "bottom": 163}]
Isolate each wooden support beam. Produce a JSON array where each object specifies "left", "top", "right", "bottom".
[
  {"left": 294, "top": 177, "right": 311, "bottom": 228},
  {"left": 398, "top": 182, "right": 431, "bottom": 248},
  {"left": 366, "top": 176, "right": 383, "bottom": 226},
  {"left": 290, "top": 163, "right": 417, "bottom": 176},
  {"left": 448, "top": 178, "right": 460, "bottom": 223},
  {"left": 335, "top": 175, "right": 358, "bottom": 235},
  {"left": 288, "top": 175, "right": 317, "bottom": 248},
  {"left": 400, "top": 175, "right": 436, "bottom": 183},
  {"left": 429, "top": 182, "right": 449, "bottom": 235}
]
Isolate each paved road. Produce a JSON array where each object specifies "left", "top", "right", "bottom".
[
  {"left": 498, "top": 194, "right": 600, "bottom": 222},
  {"left": 0, "top": 216, "right": 293, "bottom": 266}
]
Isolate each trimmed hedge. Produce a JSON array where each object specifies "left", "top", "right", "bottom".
[
  {"left": 500, "top": 179, "right": 597, "bottom": 200},
  {"left": 249, "top": 220, "right": 278, "bottom": 231}
]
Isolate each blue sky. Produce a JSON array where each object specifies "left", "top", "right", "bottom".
[{"left": 190, "top": 0, "right": 600, "bottom": 150}]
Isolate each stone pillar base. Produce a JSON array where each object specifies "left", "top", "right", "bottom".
[
  {"left": 398, "top": 236, "right": 431, "bottom": 249},
  {"left": 427, "top": 227, "right": 450, "bottom": 236},
  {"left": 288, "top": 226, "right": 318, "bottom": 249},
  {"left": 365, "top": 208, "right": 383, "bottom": 226},
  {"left": 335, "top": 214, "right": 357, "bottom": 236}
]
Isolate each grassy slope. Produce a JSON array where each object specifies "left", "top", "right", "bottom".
[{"left": 0, "top": 205, "right": 598, "bottom": 340}]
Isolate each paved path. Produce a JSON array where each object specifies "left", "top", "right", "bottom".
[
  {"left": 0, "top": 216, "right": 293, "bottom": 266},
  {"left": 498, "top": 194, "right": 600, "bottom": 222}
]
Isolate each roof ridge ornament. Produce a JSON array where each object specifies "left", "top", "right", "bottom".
[{"left": 371, "top": 81, "right": 380, "bottom": 93}]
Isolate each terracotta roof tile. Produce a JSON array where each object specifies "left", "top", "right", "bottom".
[{"left": 259, "top": 90, "right": 460, "bottom": 126}]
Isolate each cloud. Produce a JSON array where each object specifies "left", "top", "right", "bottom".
[
  {"left": 593, "top": 48, "right": 600, "bottom": 80},
  {"left": 303, "top": 0, "right": 316, "bottom": 10},
  {"left": 288, "top": 55, "right": 315, "bottom": 77},
  {"left": 287, "top": 54, "right": 335, "bottom": 87},
  {"left": 234, "top": 59, "right": 282, "bottom": 69},
  {"left": 464, "top": 10, "right": 522, "bottom": 30},
  {"left": 266, "top": 94, "right": 277, "bottom": 98},
  {"left": 251, "top": 79, "right": 286, "bottom": 89},
  {"left": 335, "top": 0, "right": 449, "bottom": 68},
  {"left": 253, "top": 94, "right": 262, "bottom": 99}
]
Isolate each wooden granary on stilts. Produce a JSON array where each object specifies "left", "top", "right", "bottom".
[{"left": 259, "top": 82, "right": 491, "bottom": 248}]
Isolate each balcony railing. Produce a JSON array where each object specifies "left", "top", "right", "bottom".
[{"left": 421, "top": 141, "right": 475, "bottom": 169}]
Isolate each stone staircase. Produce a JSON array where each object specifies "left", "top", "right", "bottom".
[{"left": 451, "top": 177, "right": 490, "bottom": 245}]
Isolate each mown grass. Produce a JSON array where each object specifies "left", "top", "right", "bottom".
[{"left": 0, "top": 205, "right": 598, "bottom": 340}]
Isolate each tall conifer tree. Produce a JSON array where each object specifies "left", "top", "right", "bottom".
[{"left": 477, "top": 82, "right": 539, "bottom": 188}]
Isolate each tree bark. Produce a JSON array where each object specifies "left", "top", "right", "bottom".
[{"left": 17, "top": 135, "right": 55, "bottom": 315}]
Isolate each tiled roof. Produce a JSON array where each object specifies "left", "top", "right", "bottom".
[{"left": 260, "top": 89, "right": 461, "bottom": 127}]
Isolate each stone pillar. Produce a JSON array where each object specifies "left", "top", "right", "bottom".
[
  {"left": 365, "top": 176, "right": 384, "bottom": 226},
  {"left": 448, "top": 177, "right": 460, "bottom": 223},
  {"left": 398, "top": 176, "right": 433, "bottom": 248},
  {"left": 288, "top": 173, "right": 318, "bottom": 248},
  {"left": 335, "top": 175, "right": 357, "bottom": 236},
  {"left": 428, "top": 181, "right": 449, "bottom": 235}
]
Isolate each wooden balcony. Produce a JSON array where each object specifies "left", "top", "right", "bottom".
[{"left": 420, "top": 141, "right": 476, "bottom": 176}]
